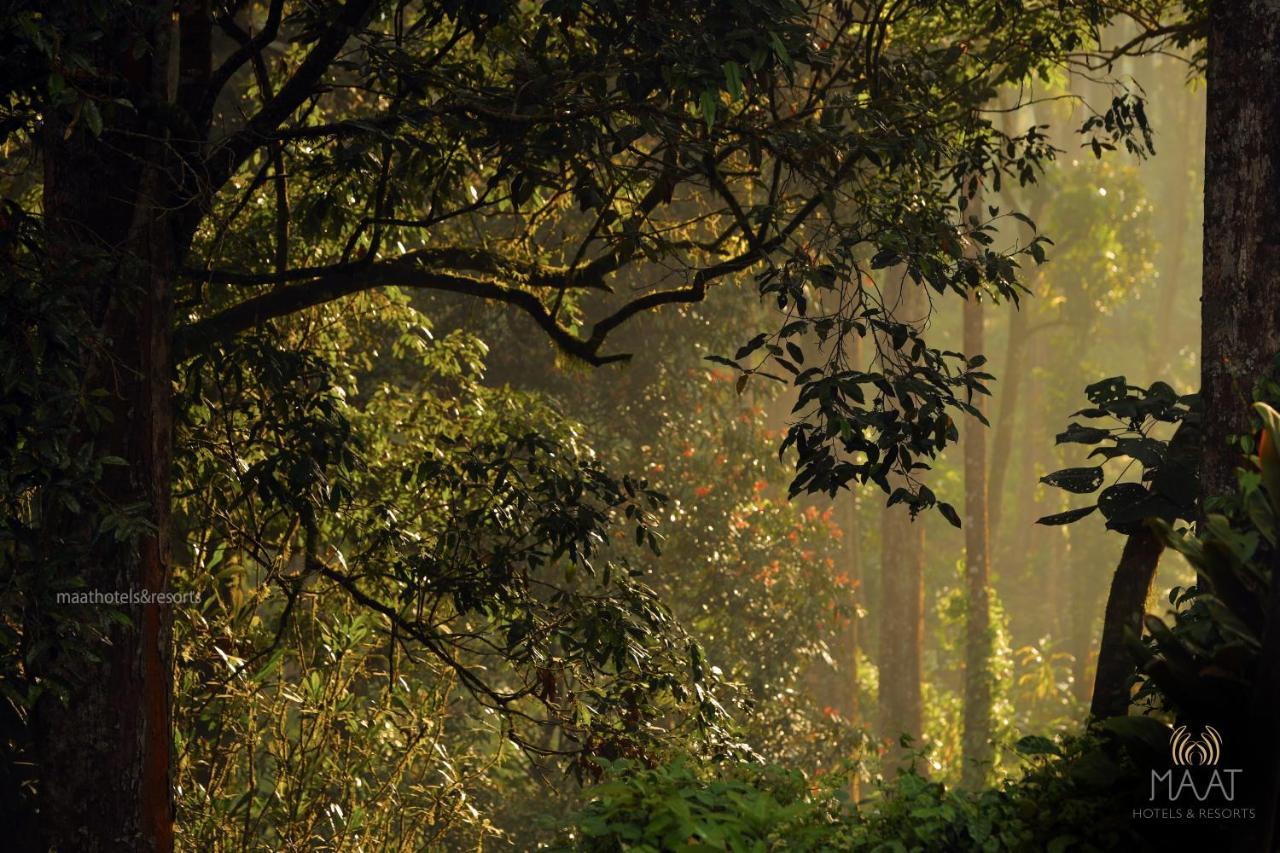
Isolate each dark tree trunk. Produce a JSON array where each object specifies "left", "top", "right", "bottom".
[
  {"left": 1088, "top": 527, "right": 1162, "bottom": 719},
  {"left": 1201, "top": 3, "right": 1280, "bottom": 847},
  {"left": 1200, "top": 0, "right": 1280, "bottom": 505},
  {"left": 26, "top": 12, "right": 178, "bottom": 851},
  {"left": 961, "top": 291, "right": 993, "bottom": 788}
]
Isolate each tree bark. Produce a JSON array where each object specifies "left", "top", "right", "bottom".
[
  {"left": 1088, "top": 527, "right": 1163, "bottom": 719},
  {"left": 26, "top": 11, "right": 178, "bottom": 851},
  {"left": 876, "top": 270, "right": 925, "bottom": 752},
  {"left": 1200, "top": 2, "right": 1280, "bottom": 848},
  {"left": 877, "top": 506, "right": 924, "bottom": 746},
  {"left": 1200, "top": 0, "right": 1280, "bottom": 506},
  {"left": 844, "top": 333, "right": 864, "bottom": 729},
  {"left": 843, "top": 486, "right": 863, "bottom": 801},
  {"left": 961, "top": 290, "right": 993, "bottom": 787},
  {"left": 987, "top": 297, "right": 1029, "bottom": 538},
  {"left": 1197, "top": 4, "right": 1280, "bottom": 847}
]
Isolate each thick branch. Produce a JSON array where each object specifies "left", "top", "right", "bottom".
[
  {"left": 178, "top": 188, "right": 826, "bottom": 365},
  {"left": 174, "top": 259, "right": 626, "bottom": 365},
  {"left": 182, "top": 247, "right": 617, "bottom": 290}
]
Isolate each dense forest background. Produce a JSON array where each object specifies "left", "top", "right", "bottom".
[{"left": 8, "top": 1, "right": 1280, "bottom": 850}]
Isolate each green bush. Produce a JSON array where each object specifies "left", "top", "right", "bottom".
[{"left": 562, "top": 728, "right": 1156, "bottom": 852}]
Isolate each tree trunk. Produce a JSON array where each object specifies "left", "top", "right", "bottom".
[
  {"left": 877, "top": 507, "right": 924, "bottom": 746},
  {"left": 26, "top": 15, "right": 178, "bottom": 851},
  {"left": 845, "top": 333, "right": 864, "bottom": 728},
  {"left": 1200, "top": 0, "right": 1280, "bottom": 506},
  {"left": 987, "top": 297, "right": 1029, "bottom": 538},
  {"left": 1200, "top": 2, "right": 1280, "bottom": 848},
  {"left": 843, "top": 487, "right": 863, "bottom": 801},
  {"left": 961, "top": 290, "right": 993, "bottom": 787},
  {"left": 876, "top": 270, "right": 925, "bottom": 753},
  {"left": 1088, "top": 527, "right": 1163, "bottom": 719}
]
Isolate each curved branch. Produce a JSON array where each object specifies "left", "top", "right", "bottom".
[
  {"left": 174, "top": 259, "right": 627, "bottom": 365},
  {"left": 177, "top": 188, "right": 827, "bottom": 366}
]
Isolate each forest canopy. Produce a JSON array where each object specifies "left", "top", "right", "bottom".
[{"left": 12, "top": 0, "right": 1280, "bottom": 851}]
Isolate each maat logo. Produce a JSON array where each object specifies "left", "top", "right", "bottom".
[
  {"left": 1135, "top": 723, "right": 1254, "bottom": 820},
  {"left": 1170, "top": 726, "right": 1222, "bottom": 767}
]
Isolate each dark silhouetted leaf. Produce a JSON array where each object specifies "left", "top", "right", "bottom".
[{"left": 1041, "top": 466, "right": 1104, "bottom": 493}]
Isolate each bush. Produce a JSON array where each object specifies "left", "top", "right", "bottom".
[{"left": 562, "top": 727, "right": 1157, "bottom": 852}]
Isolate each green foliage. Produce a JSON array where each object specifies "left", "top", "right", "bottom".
[
  {"left": 559, "top": 757, "right": 848, "bottom": 851},
  {"left": 172, "top": 300, "right": 728, "bottom": 847},
  {"left": 0, "top": 0, "right": 1213, "bottom": 846},
  {"left": 1130, "top": 397, "right": 1280, "bottom": 722},
  {"left": 562, "top": 727, "right": 1158, "bottom": 852},
  {"left": 1039, "top": 378, "right": 1199, "bottom": 531}
]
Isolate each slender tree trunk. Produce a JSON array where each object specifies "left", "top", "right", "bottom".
[
  {"left": 877, "top": 508, "right": 924, "bottom": 744},
  {"left": 907, "top": 519, "right": 924, "bottom": 737},
  {"left": 876, "top": 270, "right": 925, "bottom": 752},
  {"left": 1200, "top": 3, "right": 1280, "bottom": 848},
  {"left": 1007, "top": 336, "right": 1044, "bottom": 581},
  {"left": 961, "top": 290, "right": 993, "bottom": 787},
  {"left": 1066, "top": 527, "right": 1102, "bottom": 705},
  {"left": 987, "top": 297, "right": 1029, "bottom": 537},
  {"left": 846, "top": 487, "right": 862, "bottom": 720},
  {"left": 843, "top": 487, "right": 863, "bottom": 800},
  {"left": 1089, "top": 527, "right": 1163, "bottom": 718},
  {"left": 845, "top": 333, "right": 864, "bottom": 728}
]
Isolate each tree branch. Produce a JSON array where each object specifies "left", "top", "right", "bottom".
[
  {"left": 177, "top": 191, "right": 827, "bottom": 366},
  {"left": 190, "top": 0, "right": 377, "bottom": 237},
  {"left": 174, "top": 258, "right": 629, "bottom": 365}
]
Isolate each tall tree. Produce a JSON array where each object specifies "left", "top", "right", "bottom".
[
  {"left": 1200, "top": 1, "right": 1280, "bottom": 505},
  {"left": 877, "top": 500, "right": 925, "bottom": 750},
  {"left": 960, "top": 283, "right": 993, "bottom": 787},
  {"left": 1200, "top": 1, "right": 1280, "bottom": 845},
  {"left": 876, "top": 268, "right": 926, "bottom": 751}
]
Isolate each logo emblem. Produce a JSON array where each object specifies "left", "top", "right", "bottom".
[{"left": 1170, "top": 725, "right": 1222, "bottom": 767}]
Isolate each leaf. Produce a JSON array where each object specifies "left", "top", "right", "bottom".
[
  {"left": 1036, "top": 505, "right": 1097, "bottom": 526},
  {"left": 1047, "top": 836, "right": 1079, "bottom": 853},
  {"left": 1090, "top": 437, "right": 1166, "bottom": 468},
  {"left": 1014, "top": 734, "right": 1061, "bottom": 756},
  {"left": 1255, "top": 402, "right": 1280, "bottom": 513},
  {"left": 1096, "top": 715, "right": 1169, "bottom": 752},
  {"left": 82, "top": 99, "right": 103, "bottom": 137},
  {"left": 1055, "top": 423, "right": 1111, "bottom": 445},
  {"left": 1040, "top": 466, "right": 1104, "bottom": 494},
  {"left": 699, "top": 90, "right": 717, "bottom": 130},
  {"left": 768, "top": 31, "right": 792, "bottom": 68},
  {"left": 704, "top": 354, "right": 740, "bottom": 370},
  {"left": 734, "top": 333, "right": 768, "bottom": 361},
  {"left": 1084, "top": 376, "right": 1127, "bottom": 405},
  {"left": 1098, "top": 482, "right": 1149, "bottom": 521},
  {"left": 938, "top": 501, "right": 961, "bottom": 528},
  {"left": 722, "top": 61, "right": 743, "bottom": 101},
  {"left": 1070, "top": 749, "right": 1122, "bottom": 789}
]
